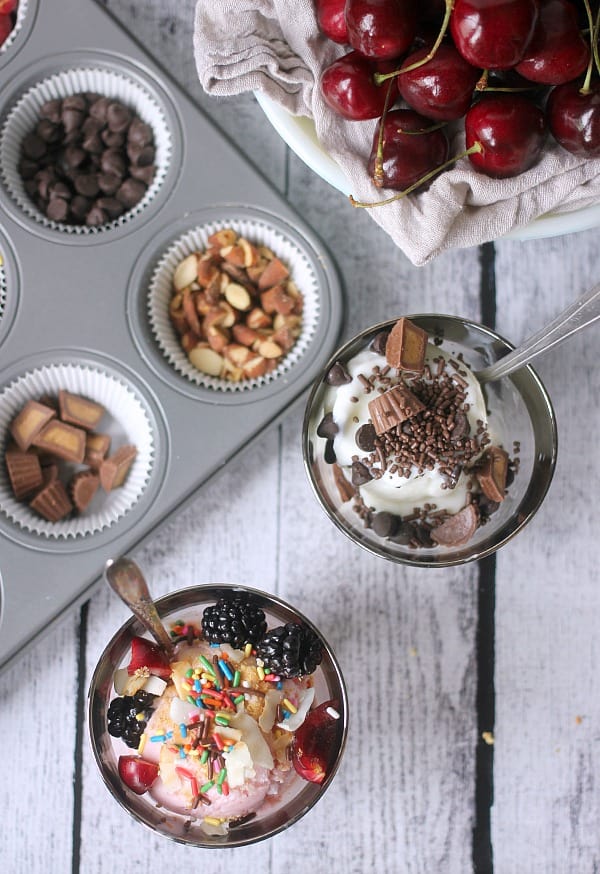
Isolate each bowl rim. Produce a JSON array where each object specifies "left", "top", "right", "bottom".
[
  {"left": 87, "top": 582, "right": 349, "bottom": 848},
  {"left": 302, "top": 313, "right": 558, "bottom": 568}
]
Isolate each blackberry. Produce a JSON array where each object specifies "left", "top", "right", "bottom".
[
  {"left": 202, "top": 596, "right": 267, "bottom": 649},
  {"left": 107, "top": 692, "right": 155, "bottom": 749},
  {"left": 256, "top": 622, "right": 323, "bottom": 679}
]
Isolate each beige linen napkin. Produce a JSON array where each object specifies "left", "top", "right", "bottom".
[{"left": 194, "top": 0, "right": 600, "bottom": 265}]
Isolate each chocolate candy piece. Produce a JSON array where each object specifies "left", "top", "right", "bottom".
[
  {"left": 368, "top": 384, "right": 425, "bottom": 435},
  {"left": 325, "top": 361, "right": 352, "bottom": 386},
  {"left": 115, "top": 178, "right": 146, "bottom": 208},
  {"left": 30, "top": 479, "right": 73, "bottom": 522},
  {"left": 431, "top": 504, "right": 479, "bottom": 546},
  {"left": 372, "top": 511, "right": 399, "bottom": 539},
  {"left": 10, "top": 400, "right": 56, "bottom": 451},
  {"left": 58, "top": 390, "right": 105, "bottom": 430},
  {"left": 355, "top": 423, "right": 376, "bottom": 452},
  {"left": 33, "top": 420, "right": 86, "bottom": 464},
  {"left": 370, "top": 330, "right": 390, "bottom": 355},
  {"left": 317, "top": 412, "right": 338, "bottom": 439},
  {"left": 351, "top": 460, "right": 372, "bottom": 486},
  {"left": 332, "top": 463, "right": 355, "bottom": 502},
  {"left": 99, "top": 445, "right": 137, "bottom": 491},
  {"left": 476, "top": 446, "right": 509, "bottom": 502},
  {"left": 70, "top": 470, "right": 100, "bottom": 512},
  {"left": 41, "top": 462, "right": 59, "bottom": 485},
  {"left": 450, "top": 411, "right": 470, "bottom": 442},
  {"left": 324, "top": 438, "right": 336, "bottom": 464},
  {"left": 84, "top": 432, "right": 111, "bottom": 469},
  {"left": 385, "top": 317, "right": 428, "bottom": 373},
  {"left": 5, "top": 449, "right": 43, "bottom": 500}
]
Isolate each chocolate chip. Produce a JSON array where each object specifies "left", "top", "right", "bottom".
[
  {"left": 95, "top": 196, "right": 124, "bottom": 220},
  {"left": 19, "top": 158, "right": 38, "bottom": 180},
  {"left": 324, "top": 438, "right": 336, "bottom": 465},
  {"left": 100, "top": 149, "right": 126, "bottom": 178},
  {"left": 63, "top": 145, "right": 87, "bottom": 168},
  {"left": 355, "top": 423, "right": 376, "bottom": 452},
  {"left": 97, "top": 172, "right": 121, "bottom": 195},
  {"left": 70, "top": 195, "right": 92, "bottom": 221},
  {"left": 129, "top": 163, "right": 156, "bottom": 185},
  {"left": 127, "top": 143, "right": 155, "bottom": 167},
  {"left": 477, "top": 495, "right": 500, "bottom": 519},
  {"left": 61, "top": 108, "right": 85, "bottom": 133},
  {"left": 39, "top": 99, "right": 62, "bottom": 124},
  {"left": 89, "top": 96, "right": 110, "bottom": 122},
  {"left": 46, "top": 197, "right": 69, "bottom": 222},
  {"left": 49, "top": 181, "right": 72, "bottom": 201},
  {"left": 63, "top": 94, "right": 87, "bottom": 112},
  {"left": 115, "top": 177, "right": 146, "bottom": 208},
  {"left": 389, "top": 522, "right": 416, "bottom": 545},
  {"left": 82, "top": 133, "right": 103, "bottom": 154},
  {"left": 372, "top": 512, "right": 398, "bottom": 538},
  {"left": 101, "top": 129, "right": 125, "bottom": 149},
  {"left": 106, "top": 102, "right": 132, "bottom": 133},
  {"left": 22, "top": 134, "right": 46, "bottom": 160},
  {"left": 351, "top": 461, "right": 372, "bottom": 486},
  {"left": 82, "top": 116, "right": 104, "bottom": 137},
  {"left": 325, "top": 361, "right": 352, "bottom": 386},
  {"left": 128, "top": 118, "right": 153, "bottom": 146},
  {"left": 74, "top": 173, "right": 99, "bottom": 198},
  {"left": 85, "top": 205, "right": 108, "bottom": 226},
  {"left": 36, "top": 119, "right": 62, "bottom": 143},
  {"left": 370, "top": 330, "right": 390, "bottom": 355},
  {"left": 317, "top": 412, "right": 338, "bottom": 439}
]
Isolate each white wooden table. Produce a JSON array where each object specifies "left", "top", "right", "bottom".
[{"left": 2, "top": 2, "right": 600, "bottom": 872}]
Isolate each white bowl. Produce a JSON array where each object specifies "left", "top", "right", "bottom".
[{"left": 255, "top": 92, "right": 600, "bottom": 243}]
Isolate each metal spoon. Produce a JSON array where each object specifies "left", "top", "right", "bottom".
[
  {"left": 104, "top": 556, "right": 174, "bottom": 655},
  {"left": 475, "top": 281, "right": 600, "bottom": 383}
]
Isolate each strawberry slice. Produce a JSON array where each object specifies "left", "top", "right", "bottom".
[
  {"left": 127, "top": 636, "right": 171, "bottom": 679},
  {"left": 118, "top": 755, "right": 159, "bottom": 795},
  {"left": 291, "top": 699, "right": 343, "bottom": 784}
]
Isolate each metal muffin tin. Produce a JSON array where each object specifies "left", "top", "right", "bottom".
[{"left": 0, "top": 0, "right": 344, "bottom": 674}]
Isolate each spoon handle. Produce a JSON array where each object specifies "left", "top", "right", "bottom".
[
  {"left": 476, "top": 281, "right": 600, "bottom": 383},
  {"left": 104, "top": 556, "right": 174, "bottom": 654}
]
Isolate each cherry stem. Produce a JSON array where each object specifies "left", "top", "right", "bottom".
[
  {"left": 350, "top": 142, "right": 483, "bottom": 209},
  {"left": 475, "top": 70, "right": 489, "bottom": 91},
  {"left": 373, "top": 0, "right": 454, "bottom": 85},
  {"left": 373, "top": 79, "right": 397, "bottom": 187},
  {"left": 580, "top": 0, "right": 600, "bottom": 92},
  {"left": 394, "top": 122, "right": 448, "bottom": 135}
]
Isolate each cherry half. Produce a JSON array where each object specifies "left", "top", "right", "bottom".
[
  {"left": 118, "top": 755, "right": 159, "bottom": 795},
  {"left": 345, "top": 0, "right": 418, "bottom": 60},
  {"left": 127, "top": 635, "right": 172, "bottom": 679},
  {"left": 547, "top": 79, "right": 600, "bottom": 157},
  {"left": 515, "top": 0, "right": 590, "bottom": 85},
  {"left": 321, "top": 50, "right": 389, "bottom": 120},
  {"left": 465, "top": 94, "right": 547, "bottom": 177},
  {"left": 450, "top": 0, "right": 539, "bottom": 69},
  {"left": 397, "top": 43, "right": 481, "bottom": 121},
  {"left": 315, "top": 0, "right": 349, "bottom": 44},
  {"left": 368, "top": 108, "right": 449, "bottom": 188},
  {"left": 291, "top": 700, "right": 344, "bottom": 784}
]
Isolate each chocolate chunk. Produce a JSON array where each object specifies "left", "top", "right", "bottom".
[
  {"left": 476, "top": 446, "right": 509, "bottom": 503},
  {"left": 5, "top": 449, "right": 43, "bottom": 500},
  {"left": 115, "top": 177, "right": 146, "bottom": 208},
  {"left": 22, "top": 134, "right": 46, "bottom": 160},
  {"left": 74, "top": 173, "right": 99, "bottom": 198},
  {"left": 355, "top": 423, "right": 376, "bottom": 452},
  {"left": 317, "top": 412, "right": 338, "bottom": 439},
  {"left": 100, "top": 149, "right": 126, "bottom": 177},
  {"left": 332, "top": 463, "right": 355, "bottom": 502},
  {"left": 351, "top": 460, "right": 372, "bottom": 486},
  {"left": 106, "top": 102, "right": 132, "bottom": 133},
  {"left": 70, "top": 470, "right": 100, "bottom": 512},
  {"left": 46, "top": 197, "right": 69, "bottom": 222},
  {"left": 370, "top": 330, "right": 390, "bottom": 355},
  {"left": 385, "top": 317, "right": 428, "bottom": 373},
  {"left": 10, "top": 400, "right": 56, "bottom": 451},
  {"left": 39, "top": 99, "right": 62, "bottom": 124},
  {"left": 58, "top": 390, "right": 105, "bottom": 430},
  {"left": 99, "top": 445, "right": 137, "bottom": 491},
  {"left": 86, "top": 206, "right": 108, "bottom": 227},
  {"left": 325, "top": 361, "right": 352, "bottom": 386},
  {"left": 29, "top": 480, "right": 73, "bottom": 522},
  {"left": 324, "top": 438, "right": 336, "bottom": 465},
  {"left": 431, "top": 504, "right": 479, "bottom": 547},
  {"left": 368, "top": 384, "right": 425, "bottom": 435},
  {"left": 372, "top": 512, "right": 398, "bottom": 538},
  {"left": 33, "top": 420, "right": 86, "bottom": 464}
]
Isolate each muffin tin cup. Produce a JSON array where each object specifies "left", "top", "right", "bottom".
[
  {"left": 148, "top": 213, "right": 322, "bottom": 393},
  {"left": 0, "top": 227, "right": 20, "bottom": 349},
  {"left": 0, "top": 360, "right": 156, "bottom": 539},
  {"left": 0, "top": 60, "right": 173, "bottom": 235},
  {"left": 0, "top": 0, "right": 32, "bottom": 60}
]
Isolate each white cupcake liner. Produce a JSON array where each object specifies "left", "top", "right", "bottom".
[
  {"left": 148, "top": 217, "right": 321, "bottom": 392},
  {"left": 0, "top": 64, "right": 172, "bottom": 234},
  {"left": 0, "top": 362, "right": 155, "bottom": 538},
  {"left": 0, "top": 0, "right": 29, "bottom": 57},
  {"left": 0, "top": 253, "right": 6, "bottom": 325}
]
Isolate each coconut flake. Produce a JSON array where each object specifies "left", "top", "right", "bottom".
[
  {"left": 231, "top": 712, "right": 274, "bottom": 770},
  {"left": 113, "top": 667, "right": 130, "bottom": 695},
  {"left": 276, "top": 687, "right": 315, "bottom": 732},
  {"left": 142, "top": 675, "right": 168, "bottom": 696},
  {"left": 170, "top": 696, "right": 202, "bottom": 724},
  {"left": 217, "top": 643, "right": 247, "bottom": 663},
  {"left": 224, "top": 741, "right": 255, "bottom": 788},
  {"left": 259, "top": 689, "right": 283, "bottom": 732}
]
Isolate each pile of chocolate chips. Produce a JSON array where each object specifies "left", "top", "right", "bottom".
[{"left": 18, "top": 92, "right": 156, "bottom": 226}]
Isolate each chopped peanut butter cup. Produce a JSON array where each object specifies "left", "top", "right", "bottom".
[
  {"left": 385, "top": 317, "right": 427, "bottom": 373},
  {"left": 368, "top": 383, "right": 425, "bottom": 435},
  {"left": 9, "top": 400, "right": 55, "bottom": 451}
]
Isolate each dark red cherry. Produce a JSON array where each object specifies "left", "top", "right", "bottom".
[
  {"left": 316, "top": 0, "right": 349, "bottom": 44},
  {"left": 345, "top": 0, "right": 418, "bottom": 60},
  {"left": 291, "top": 700, "right": 344, "bottom": 784},
  {"left": 368, "top": 108, "right": 449, "bottom": 189},
  {"left": 515, "top": 0, "right": 590, "bottom": 85},
  {"left": 397, "top": 43, "right": 480, "bottom": 121},
  {"left": 450, "top": 0, "right": 539, "bottom": 69},
  {"left": 321, "top": 50, "right": 390, "bottom": 120},
  {"left": 547, "top": 80, "right": 600, "bottom": 158},
  {"left": 465, "top": 94, "right": 547, "bottom": 177}
]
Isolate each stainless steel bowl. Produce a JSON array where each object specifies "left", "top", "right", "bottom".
[{"left": 302, "top": 314, "right": 557, "bottom": 568}]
